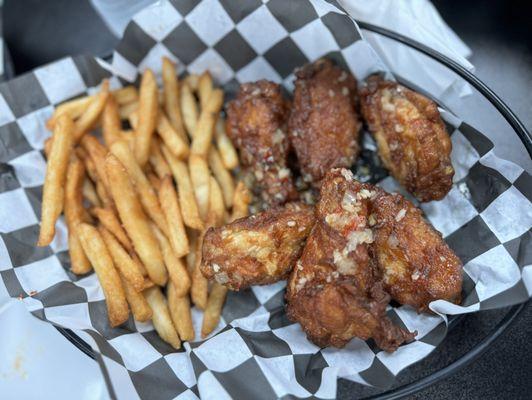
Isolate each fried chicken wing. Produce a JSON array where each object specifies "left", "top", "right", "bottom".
[
  {"left": 226, "top": 80, "right": 297, "bottom": 207},
  {"left": 287, "top": 169, "right": 414, "bottom": 350},
  {"left": 288, "top": 59, "right": 361, "bottom": 187},
  {"left": 201, "top": 202, "right": 315, "bottom": 290},
  {"left": 372, "top": 191, "right": 463, "bottom": 311},
  {"left": 359, "top": 76, "right": 454, "bottom": 202}
]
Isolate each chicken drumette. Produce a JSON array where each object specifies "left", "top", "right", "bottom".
[
  {"left": 288, "top": 59, "right": 362, "bottom": 187},
  {"left": 226, "top": 80, "right": 297, "bottom": 207},
  {"left": 286, "top": 169, "right": 414, "bottom": 351},
  {"left": 359, "top": 75, "right": 454, "bottom": 202},
  {"left": 201, "top": 202, "right": 315, "bottom": 290},
  {"left": 371, "top": 191, "right": 463, "bottom": 312}
]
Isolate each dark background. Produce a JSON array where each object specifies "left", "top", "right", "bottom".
[{"left": 3, "top": 0, "right": 531, "bottom": 398}]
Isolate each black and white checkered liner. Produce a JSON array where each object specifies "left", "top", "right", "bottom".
[{"left": 0, "top": 1, "right": 530, "bottom": 398}]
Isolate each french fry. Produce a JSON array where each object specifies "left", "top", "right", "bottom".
[
  {"left": 82, "top": 178, "right": 101, "bottom": 207},
  {"left": 38, "top": 114, "right": 74, "bottom": 246},
  {"left": 180, "top": 82, "right": 199, "bottom": 139},
  {"left": 190, "top": 89, "right": 224, "bottom": 157},
  {"left": 81, "top": 135, "right": 111, "bottom": 189},
  {"left": 92, "top": 207, "right": 133, "bottom": 253},
  {"left": 134, "top": 69, "right": 158, "bottom": 167},
  {"left": 73, "top": 80, "right": 110, "bottom": 142},
  {"left": 231, "top": 181, "right": 252, "bottom": 222},
  {"left": 105, "top": 154, "right": 167, "bottom": 286},
  {"left": 214, "top": 117, "right": 239, "bottom": 170},
  {"left": 77, "top": 223, "right": 129, "bottom": 327},
  {"left": 43, "top": 137, "right": 53, "bottom": 158},
  {"left": 102, "top": 95, "right": 123, "bottom": 147},
  {"left": 80, "top": 136, "right": 114, "bottom": 209},
  {"left": 191, "top": 231, "right": 208, "bottom": 310},
  {"left": 64, "top": 156, "right": 91, "bottom": 274},
  {"left": 99, "top": 225, "right": 145, "bottom": 292},
  {"left": 162, "top": 57, "right": 187, "bottom": 142},
  {"left": 144, "top": 286, "right": 181, "bottom": 349},
  {"left": 167, "top": 282, "right": 194, "bottom": 341},
  {"left": 208, "top": 147, "right": 234, "bottom": 208},
  {"left": 119, "top": 101, "right": 138, "bottom": 120},
  {"left": 156, "top": 112, "right": 189, "bottom": 159},
  {"left": 184, "top": 74, "right": 200, "bottom": 92},
  {"left": 158, "top": 176, "right": 189, "bottom": 257},
  {"left": 121, "top": 275, "right": 152, "bottom": 322},
  {"left": 147, "top": 173, "right": 161, "bottom": 192},
  {"left": 151, "top": 223, "right": 190, "bottom": 297},
  {"left": 110, "top": 140, "right": 169, "bottom": 236},
  {"left": 47, "top": 86, "right": 138, "bottom": 130},
  {"left": 201, "top": 283, "right": 228, "bottom": 338},
  {"left": 186, "top": 229, "right": 198, "bottom": 274},
  {"left": 149, "top": 138, "right": 172, "bottom": 179},
  {"left": 188, "top": 154, "right": 210, "bottom": 221},
  {"left": 198, "top": 71, "right": 213, "bottom": 110},
  {"left": 161, "top": 145, "right": 204, "bottom": 230},
  {"left": 207, "top": 176, "right": 225, "bottom": 227}
]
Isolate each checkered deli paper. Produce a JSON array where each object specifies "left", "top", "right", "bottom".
[{"left": 1, "top": 0, "right": 531, "bottom": 398}]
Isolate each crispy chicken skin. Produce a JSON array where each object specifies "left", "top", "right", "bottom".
[
  {"left": 201, "top": 202, "right": 315, "bottom": 290},
  {"left": 372, "top": 191, "right": 463, "bottom": 312},
  {"left": 286, "top": 169, "right": 414, "bottom": 350},
  {"left": 359, "top": 75, "right": 454, "bottom": 202},
  {"left": 226, "top": 80, "right": 297, "bottom": 207},
  {"left": 288, "top": 59, "right": 361, "bottom": 186}
]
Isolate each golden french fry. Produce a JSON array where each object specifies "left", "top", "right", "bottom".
[
  {"left": 184, "top": 74, "right": 199, "bottom": 92},
  {"left": 80, "top": 136, "right": 114, "bottom": 209},
  {"left": 113, "top": 86, "right": 139, "bottom": 105},
  {"left": 151, "top": 223, "right": 190, "bottom": 297},
  {"left": 121, "top": 275, "right": 152, "bottom": 322},
  {"left": 144, "top": 286, "right": 181, "bottom": 349},
  {"left": 214, "top": 117, "right": 239, "bottom": 170},
  {"left": 149, "top": 138, "right": 172, "bottom": 179},
  {"left": 201, "top": 283, "right": 228, "bottom": 338},
  {"left": 73, "top": 80, "right": 110, "bottom": 142},
  {"left": 231, "top": 181, "right": 252, "bottom": 222},
  {"left": 99, "top": 225, "right": 145, "bottom": 292},
  {"left": 43, "top": 137, "right": 53, "bottom": 158},
  {"left": 38, "top": 115, "right": 74, "bottom": 246},
  {"left": 110, "top": 140, "right": 169, "bottom": 237},
  {"left": 134, "top": 69, "right": 158, "bottom": 167},
  {"left": 81, "top": 135, "right": 111, "bottom": 189},
  {"left": 156, "top": 112, "right": 189, "bottom": 159},
  {"left": 191, "top": 89, "right": 224, "bottom": 157},
  {"left": 82, "top": 178, "right": 101, "bottom": 207},
  {"left": 162, "top": 57, "right": 188, "bottom": 142},
  {"left": 207, "top": 176, "right": 225, "bottom": 228},
  {"left": 161, "top": 145, "right": 204, "bottom": 230},
  {"left": 191, "top": 230, "right": 209, "bottom": 310},
  {"left": 147, "top": 172, "right": 161, "bottom": 192},
  {"left": 91, "top": 206, "right": 133, "bottom": 253},
  {"left": 64, "top": 156, "right": 92, "bottom": 274},
  {"left": 77, "top": 223, "right": 129, "bottom": 327},
  {"left": 167, "top": 282, "right": 194, "bottom": 341},
  {"left": 105, "top": 154, "right": 167, "bottom": 286},
  {"left": 102, "top": 94, "right": 123, "bottom": 147},
  {"left": 186, "top": 229, "right": 198, "bottom": 274},
  {"left": 180, "top": 82, "right": 199, "bottom": 139},
  {"left": 198, "top": 71, "right": 213, "bottom": 110},
  {"left": 208, "top": 147, "right": 234, "bottom": 208},
  {"left": 158, "top": 176, "right": 189, "bottom": 257},
  {"left": 188, "top": 154, "right": 210, "bottom": 221},
  {"left": 47, "top": 86, "right": 138, "bottom": 129},
  {"left": 119, "top": 101, "right": 138, "bottom": 120}
]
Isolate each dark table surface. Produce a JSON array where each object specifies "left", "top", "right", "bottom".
[{"left": 3, "top": 1, "right": 531, "bottom": 399}]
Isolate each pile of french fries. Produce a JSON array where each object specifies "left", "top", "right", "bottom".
[{"left": 38, "top": 57, "right": 251, "bottom": 348}]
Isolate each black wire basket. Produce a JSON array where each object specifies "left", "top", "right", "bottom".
[{"left": 41, "top": 21, "right": 530, "bottom": 400}]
